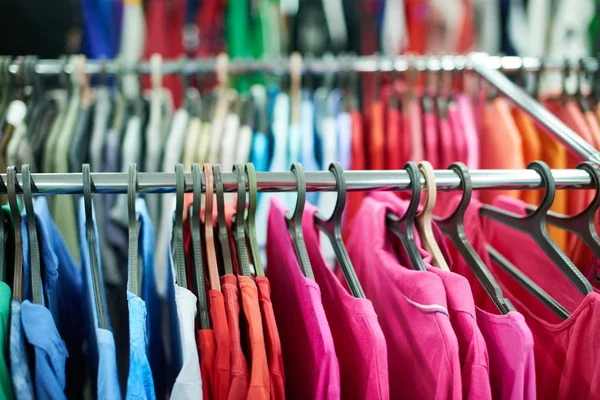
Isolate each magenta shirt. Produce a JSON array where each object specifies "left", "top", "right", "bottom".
[
  {"left": 345, "top": 192, "right": 462, "bottom": 399},
  {"left": 265, "top": 198, "right": 341, "bottom": 399},
  {"left": 302, "top": 203, "right": 389, "bottom": 400},
  {"left": 435, "top": 195, "right": 536, "bottom": 400}
]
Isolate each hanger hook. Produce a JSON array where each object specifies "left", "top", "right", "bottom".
[
  {"left": 416, "top": 161, "right": 436, "bottom": 217},
  {"left": 244, "top": 163, "right": 264, "bottom": 276},
  {"left": 7, "top": 166, "right": 23, "bottom": 301},
  {"left": 83, "top": 164, "right": 94, "bottom": 227},
  {"left": 128, "top": 164, "right": 138, "bottom": 229},
  {"left": 562, "top": 58, "right": 571, "bottom": 99},
  {"left": 446, "top": 162, "right": 473, "bottom": 222},
  {"left": 326, "top": 162, "right": 346, "bottom": 224},
  {"left": 288, "top": 163, "right": 307, "bottom": 227},
  {"left": 22, "top": 164, "right": 42, "bottom": 304},
  {"left": 233, "top": 164, "right": 251, "bottom": 275},
  {"left": 401, "top": 162, "right": 422, "bottom": 222},
  {"left": 527, "top": 161, "right": 556, "bottom": 217},
  {"left": 174, "top": 163, "right": 187, "bottom": 289},
  {"left": 577, "top": 161, "right": 600, "bottom": 215},
  {"left": 534, "top": 59, "right": 544, "bottom": 100}
]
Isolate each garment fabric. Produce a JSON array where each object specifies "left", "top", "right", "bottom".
[
  {"left": 512, "top": 108, "right": 543, "bottom": 206},
  {"left": 344, "top": 192, "right": 462, "bottom": 399},
  {"left": 209, "top": 289, "right": 232, "bottom": 400},
  {"left": 170, "top": 286, "right": 202, "bottom": 400},
  {"left": 302, "top": 203, "right": 389, "bottom": 399},
  {"left": 385, "top": 105, "right": 402, "bottom": 170},
  {"left": 266, "top": 198, "right": 341, "bottom": 399},
  {"left": 346, "top": 109, "right": 367, "bottom": 228},
  {"left": 367, "top": 101, "right": 385, "bottom": 170},
  {"left": 448, "top": 101, "right": 467, "bottom": 164},
  {"left": 9, "top": 300, "right": 34, "bottom": 399},
  {"left": 301, "top": 90, "right": 321, "bottom": 205},
  {"left": 221, "top": 274, "right": 249, "bottom": 399},
  {"left": 237, "top": 276, "right": 270, "bottom": 400},
  {"left": 423, "top": 109, "right": 439, "bottom": 168},
  {"left": 0, "top": 283, "right": 12, "bottom": 400},
  {"left": 254, "top": 276, "right": 285, "bottom": 400},
  {"left": 126, "top": 291, "right": 156, "bottom": 400}
]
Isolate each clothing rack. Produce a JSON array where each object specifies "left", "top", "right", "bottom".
[{"left": 0, "top": 168, "right": 593, "bottom": 195}]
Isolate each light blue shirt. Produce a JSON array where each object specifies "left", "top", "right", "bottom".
[
  {"left": 9, "top": 300, "right": 34, "bottom": 399},
  {"left": 301, "top": 90, "right": 321, "bottom": 205}
]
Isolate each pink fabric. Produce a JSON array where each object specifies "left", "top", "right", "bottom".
[
  {"left": 456, "top": 94, "right": 479, "bottom": 169},
  {"left": 435, "top": 195, "right": 536, "bottom": 400},
  {"left": 345, "top": 192, "right": 462, "bottom": 399},
  {"left": 448, "top": 102, "right": 467, "bottom": 164},
  {"left": 265, "top": 198, "right": 341, "bottom": 400},
  {"left": 438, "top": 115, "right": 454, "bottom": 169},
  {"left": 301, "top": 203, "right": 389, "bottom": 400},
  {"left": 407, "top": 99, "right": 424, "bottom": 161},
  {"left": 423, "top": 111, "right": 439, "bottom": 169},
  {"left": 482, "top": 196, "right": 600, "bottom": 399}
]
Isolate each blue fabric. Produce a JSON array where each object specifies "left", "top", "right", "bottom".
[
  {"left": 78, "top": 197, "right": 122, "bottom": 399},
  {"left": 20, "top": 199, "right": 86, "bottom": 397},
  {"left": 138, "top": 200, "right": 182, "bottom": 398},
  {"left": 9, "top": 300, "right": 34, "bottom": 399},
  {"left": 126, "top": 292, "right": 156, "bottom": 400},
  {"left": 81, "top": 0, "right": 119, "bottom": 58},
  {"left": 301, "top": 90, "right": 321, "bottom": 205},
  {"left": 21, "top": 301, "right": 68, "bottom": 400}
]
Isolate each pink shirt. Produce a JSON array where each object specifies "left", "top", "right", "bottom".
[
  {"left": 438, "top": 114, "right": 454, "bottom": 169},
  {"left": 266, "top": 198, "right": 341, "bottom": 399},
  {"left": 435, "top": 195, "right": 536, "bottom": 400},
  {"left": 302, "top": 203, "right": 389, "bottom": 400},
  {"left": 448, "top": 101, "right": 467, "bottom": 165},
  {"left": 423, "top": 111, "right": 439, "bottom": 169},
  {"left": 456, "top": 94, "right": 479, "bottom": 170},
  {"left": 345, "top": 192, "right": 462, "bottom": 399},
  {"left": 481, "top": 196, "right": 600, "bottom": 399},
  {"left": 407, "top": 99, "right": 424, "bottom": 162}
]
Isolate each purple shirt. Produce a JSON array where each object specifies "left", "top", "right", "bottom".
[
  {"left": 266, "top": 198, "right": 341, "bottom": 399},
  {"left": 302, "top": 203, "right": 389, "bottom": 400},
  {"left": 343, "top": 192, "right": 462, "bottom": 399}
]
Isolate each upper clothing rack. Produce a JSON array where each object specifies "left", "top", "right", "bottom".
[{"left": 1, "top": 53, "right": 599, "bottom": 192}]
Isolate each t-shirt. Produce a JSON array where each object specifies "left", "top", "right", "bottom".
[
  {"left": 254, "top": 276, "right": 285, "bottom": 400},
  {"left": 266, "top": 198, "right": 341, "bottom": 399},
  {"left": 238, "top": 276, "right": 270, "bottom": 400},
  {"left": 197, "top": 329, "right": 216, "bottom": 400},
  {"left": 222, "top": 274, "right": 249, "bottom": 398},
  {"left": 209, "top": 289, "right": 232, "bottom": 400},
  {"left": 0, "top": 283, "right": 12, "bottom": 400},
  {"left": 171, "top": 286, "right": 202, "bottom": 399},
  {"left": 343, "top": 192, "right": 462, "bottom": 399},
  {"left": 302, "top": 203, "right": 389, "bottom": 399}
]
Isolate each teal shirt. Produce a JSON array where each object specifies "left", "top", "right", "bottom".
[{"left": 0, "top": 282, "right": 14, "bottom": 400}]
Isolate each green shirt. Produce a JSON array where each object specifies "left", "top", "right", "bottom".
[{"left": 0, "top": 282, "right": 14, "bottom": 400}]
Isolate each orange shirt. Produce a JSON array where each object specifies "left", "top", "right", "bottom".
[
  {"left": 222, "top": 275, "right": 249, "bottom": 399},
  {"left": 368, "top": 101, "right": 385, "bottom": 170},
  {"left": 198, "top": 329, "right": 217, "bottom": 400},
  {"left": 479, "top": 98, "right": 526, "bottom": 204},
  {"left": 255, "top": 276, "right": 285, "bottom": 400},
  {"left": 238, "top": 276, "right": 271, "bottom": 400},
  {"left": 511, "top": 108, "right": 543, "bottom": 206},
  {"left": 210, "top": 289, "right": 232, "bottom": 400}
]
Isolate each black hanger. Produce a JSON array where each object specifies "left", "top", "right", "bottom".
[
  {"left": 7, "top": 166, "right": 23, "bottom": 301},
  {"left": 286, "top": 163, "right": 314, "bottom": 280},
  {"left": 386, "top": 162, "right": 427, "bottom": 271},
  {"left": 314, "top": 163, "right": 365, "bottom": 298},
  {"left": 480, "top": 161, "right": 593, "bottom": 295},
  {"left": 244, "top": 163, "right": 264, "bottom": 276},
  {"left": 191, "top": 163, "right": 210, "bottom": 329},
  {"left": 0, "top": 172, "right": 6, "bottom": 282},
  {"left": 82, "top": 164, "right": 108, "bottom": 329},
  {"left": 212, "top": 165, "right": 234, "bottom": 276},
  {"left": 576, "top": 58, "right": 591, "bottom": 112},
  {"left": 21, "top": 165, "right": 42, "bottom": 305},
  {"left": 533, "top": 59, "right": 544, "bottom": 101},
  {"left": 525, "top": 162, "right": 600, "bottom": 280},
  {"left": 434, "top": 162, "right": 515, "bottom": 314},
  {"left": 487, "top": 244, "right": 569, "bottom": 320},
  {"left": 561, "top": 58, "right": 571, "bottom": 104},
  {"left": 232, "top": 164, "right": 251, "bottom": 276},
  {"left": 174, "top": 164, "right": 188, "bottom": 289},
  {"left": 127, "top": 164, "right": 141, "bottom": 296}
]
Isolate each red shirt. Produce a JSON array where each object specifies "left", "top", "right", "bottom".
[
  {"left": 197, "top": 329, "right": 216, "bottom": 399},
  {"left": 209, "top": 290, "right": 232, "bottom": 400},
  {"left": 368, "top": 101, "right": 385, "bottom": 170},
  {"left": 385, "top": 105, "right": 402, "bottom": 170},
  {"left": 255, "top": 276, "right": 285, "bottom": 400}
]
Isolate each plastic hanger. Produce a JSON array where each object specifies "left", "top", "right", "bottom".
[
  {"left": 576, "top": 58, "right": 591, "bottom": 112},
  {"left": 0, "top": 172, "right": 6, "bottom": 282},
  {"left": 386, "top": 162, "right": 427, "bottom": 271},
  {"left": 127, "top": 164, "right": 141, "bottom": 296},
  {"left": 434, "top": 162, "right": 515, "bottom": 314},
  {"left": 203, "top": 163, "right": 221, "bottom": 291},
  {"left": 82, "top": 164, "right": 108, "bottom": 329},
  {"left": 415, "top": 161, "right": 450, "bottom": 271},
  {"left": 487, "top": 244, "right": 570, "bottom": 320},
  {"left": 290, "top": 52, "right": 302, "bottom": 126},
  {"left": 561, "top": 58, "right": 572, "bottom": 104},
  {"left": 525, "top": 162, "right": 600, "bottom": 279},
  {"left": 232, "top": 164, "right": 251, "bottom": 276},
  {"left": 191, "top": 163, "right": 210, "bottom": 329},
  {"left": 212, "top": 164, "right": 234, "bottom": 275},
  {"left": 21, "top": 165, "right": 42, "bottom": 305},
  {"left": 243, "top": 163, "right": 264, "bottom": 276},
  {"left": 7, "top": 166, "right": 23, "bottom": 301},
  {"left": 174, "top": 163, "right": 188, "bottom": 289},
  {"left": 480, "top": 161, "right": 593, "bottom": 295},
  {"left": 286, "top": 163, "right": 314, "bottom": 280},
  {"left": 314, "top": 162, "right": 365, "bottom": 298}
]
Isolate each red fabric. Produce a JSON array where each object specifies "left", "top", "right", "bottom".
[
  {"left": 221, "top": 275, "right": 249, "bottom": 399},
  {"left": 254, "top": 276, "right": 285, "bottom": 400},
  {"left": 198, "top": 329, "right": 217, "bottom": 400},
  {"left": 406, "top": 98, "right": 424, "bottom": 162},
  {"left": 238, "top": 276, "right": 271, "bottom": 400},
  {"left": 448, "top": 101, "right": 467, "bottom": 164},
  {"left": 346, "top": 110, "right": 368, "bottom": 232},
  {"left": 438, "top": 114, "right": 454, "bottom": 169},
  {"left": 406, "top": 0, "right": 429, "bottom": 54},
  {"left": 423, "top": 110, "right": 439, "bottom": 168},
  {"left": 210, "top": 289, "right": 232, "bottom": 400},
  {"left": 385, "top": 105, "right": 402, "bottom": 170},
  {"left": 368, "top": 101, "right": 385, "bottom": 170}
]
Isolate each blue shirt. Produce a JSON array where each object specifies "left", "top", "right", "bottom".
[
  {"left": 21, "top": 301, "right": 68, "bottom": 400},
  {"left": 301, "top": 90, "right": 321, "bottom": 205},
  {"left": 22, "top": 198, "right": 86, "bottom": 398},
  {"left": 126, "top": 199, "right": 156, "bottom": 400},
  {"left": 138, "top": 200, "right": 182, "bottom": 398},
  {"left": 77, "top": 197, "right": 122, "bottom": 399},
  {"left": 9, "top": 300, "right": 34, "bottom": 399}
]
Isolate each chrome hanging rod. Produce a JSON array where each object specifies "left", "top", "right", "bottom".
[
  {"left": 0, "top": 168, "right": 593, "bottom": 195},
  {"left": 5, "top": 54, "right": 600, "bottom": 76}
]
